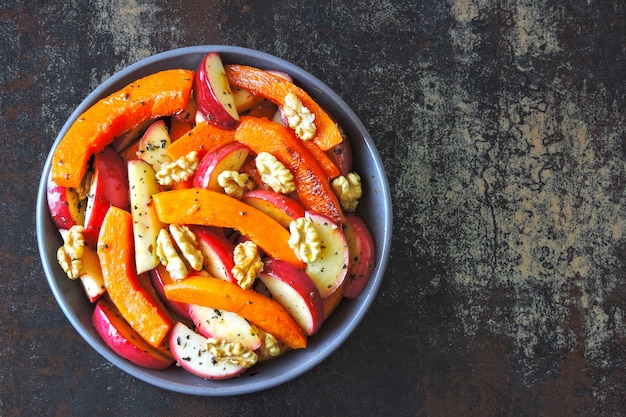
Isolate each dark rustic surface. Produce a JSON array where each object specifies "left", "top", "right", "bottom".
[{"left": 1, "top": 1, "right": 625, "bottom": 416}]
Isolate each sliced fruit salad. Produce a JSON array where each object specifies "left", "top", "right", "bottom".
[{"left": 47, "top": 52, "right": 376, "bottom": 379}]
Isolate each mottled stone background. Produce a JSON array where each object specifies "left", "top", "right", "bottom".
[{"left": 1, "top": 0, "right": 624, "bottom": 416}]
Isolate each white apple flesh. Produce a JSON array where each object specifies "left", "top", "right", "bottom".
[
  {"left": 302, "top": 211, "right": 350, "bottom": 299},
  {"left": 128, "top": 159, "right": 164, "bottom": 274},
  {"left": 259, "top": 259, "right": 325, "bottom": 336},
  {"left": 242, "top": 189, "right": 305, "bottom": 228},
  {"left": 342, "top": 214, "right": 376, "bottom": 299},
  {"left": 76, "top": 246, "right": 106, "bottom": 302},
  {"left": 46, "top": 176, "right": 85, "bottom": 230},
  {"left": 136, "top": 119, "right": 172, "bottom": 172},
  {"left": 169, "top": 321, "right": 248, "bottom": 380},
  {"left": 194, "top": 52, "right": 240, "bottom": 129},
  {"left": 232, "top": 86, "right": 265, "bottom": 114},
  {"left": 92, "top": 298, "right": 174, "bottom": 370},
  {"left": 192, "top": 142, "right": 250, "bottom": 192},
  {"left": 187, "top": 304, "right": 262, "bottom": 351},
  {"left": 83, "top": 146, "right": 129, "bottom": 248},
  {"left": 188, "top": 225, "right": 236, "bottom": 283}
]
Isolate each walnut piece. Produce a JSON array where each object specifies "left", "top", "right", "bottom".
[
  {"left": 217, "top": 170, "right": 255, "bottom": 199},
  {"left": 74, "top": 171, "right": 92, "bottom": 201},
  {"left": 155, "top": 151, "right": 199, "bottom": 186},
  {"left": 57, "top": 225, "right": 85, "bottom": 280},
  {"left": 169, "top": 224, "right": 203, "bottom": 271},
  {"left": 156, "top": 228, "right": 189, "bottom": 280},
  {"left": 288, "top": 216, "right": 321, "bottom": 263},
  {"left": 231, "top": 240, "right": 263, "bottom": 289},
  {"left": 332, "top": 172, "right": 363, "bottom": 212},
  {"left": 283, "top": 92, "right": 316, "bottom": 141},
  {"left": 255, "top": 152, "right": 295, "bottom": 194},
  {"left": 263, "top": 332, "right": 282, "bottom": 357},
  {"left": 205, "top": 338, "right": 258, "bottom": 368}
]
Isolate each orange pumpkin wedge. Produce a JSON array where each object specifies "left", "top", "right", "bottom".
[
  {"left": 301, "top": 139, "right": 340, "bottom": 179},
  {"left": 235, "top": 116, "right": 345, "bottom": 224},
  {"left": 166, "top": 121, "right": 236, "bottom": 161},
  {"left": 97, "top": 206, "right": 172, "bottom": 347},
  {"left": 169, "top": 117, "right": 193, "bottom": 141},
  {"left": 152, "top": 188, "right": 306, "bottom": 269},
  {"left": 163, "top": 275, "right": 307, "bottom": 349},
  {"left": 52, "top": 69, "right": 194, "bottom": 188},
  {"left": 225, "top": 64, "right": 343, "bottom": 151}
]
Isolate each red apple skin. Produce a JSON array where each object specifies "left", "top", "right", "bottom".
[
  {"left": 149, "top": 265, "right": 191, "bottom": 321},
  {"left": 169, "top": 322, "right": 248, "bottom": 380},
  {"left": 92, "top": 298, "right": 174, "bottom": 370},
  {"left": 194, "top": 52, "right": 240, "bottom": 129},
  {"left": 83, "top": 196, "right": 110, "bottom": 249},
  {"left": 95, "top": 146, "right": 129, "bottom": 210},
  {"left": 46, "top": 176, "right": 85, "bottom": 230},
  {"left": 242, "top": 189, "right": 306, "bottom": 228},
  {"left": 83, "top": 146, "right": 130, "bottom": 247},
  {"left": 342, "top": 214, "right": 376, "bottom": 299},
  {"left": 259, "top": 259, "right": 325, "bottom": 336},
  {"left": 326, "top": 133, "right": 353, "bottom": 176},
  {"left": 192, "top": 142, "right": 250, "bottom": 192},
  {"left": 188, "top": 225, "right": 236, "bottom": 283}
]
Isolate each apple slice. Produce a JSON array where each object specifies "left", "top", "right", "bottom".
[
  {"left": 92, "top": 298, "right": 174, "bottom": 370},
  {"left": 302, "top": 211, "right": 350, "bottom": 299},
  {"left": 136, "top": 119, "right": 172, "bottom": 172},
  {"left": 149, "top": 265, "right": 191, "bottom": 320},
  {"left": 242, "top": 189, "right": 305, "bottom": 228},
  {"left": 77, "top": 246, "right": 106, "bottom": 302},
  {"left": 232, "top": 86, "right": 265, "bottom": 114},
  {"left": 266, "top": 69, "right": 293, "bottom": 82},
  {"left": 83, "top": 146, "right": 129, "bottom": 248},
  {"left": 172, "top": 94, "right": 197, "bottom": 124},
  {"left": 246, "top": 100, "right": 279, "bottom": 119},
  {"left": 192, "top": 142, "right": 250, "bottom": 192},
  {"left": 110, "top": 118, "right": 153, "bottom": 153},
  {"left": 342, "top": 214, "right": 376, "bottom": 299},
  {"left": 46, "top": 176, "right": 85, "bottom": 230},
  {"left": 259, "top": 259, "right": 325, "bottom": 336},
  {"left": 194, "top": 52, "right": 240, "bottom": 129},
  {"left": 188, "top": 225, "right": 236, "bottom": 283},
  {"left": 326, "top": 131, "right": 353, "bottom": 176},
  {"left": 128, "top": 159, "right": 164, "bottom": 274},
  {"left": 169, "top": 321, "right": 249, "bottom": 380},
  {"left": 187, "top": 304, "right": 262, "bottom": 351}
]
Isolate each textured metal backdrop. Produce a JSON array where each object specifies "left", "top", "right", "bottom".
[{"left": 1, "top": 1, "right": 625, "bottom": 415}]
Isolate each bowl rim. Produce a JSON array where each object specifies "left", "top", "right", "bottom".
[{"left": 36, "top": 45, "right": 392, "bottom": 396}]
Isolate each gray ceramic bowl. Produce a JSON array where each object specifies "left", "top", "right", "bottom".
[{"left": 36, "top": 45, "right": 392, "bottom": 396}]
